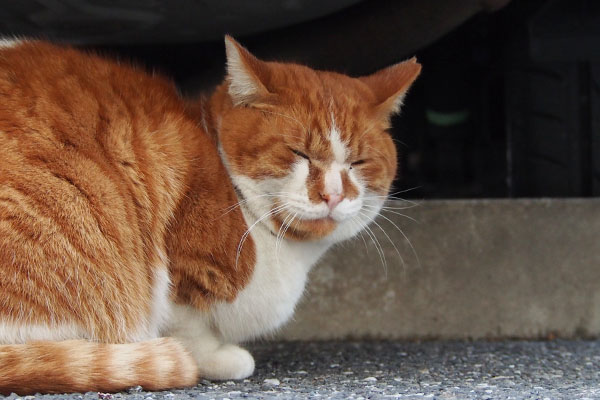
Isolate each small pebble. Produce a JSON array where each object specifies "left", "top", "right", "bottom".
[
  {"left": 127, "top": 386, "right": 143, "bottom": 394},
  {"left": 263, "top": 378, "right": 280, "bottom": 386}
]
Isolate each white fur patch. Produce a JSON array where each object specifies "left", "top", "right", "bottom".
[
  {"left": 329, "top": 118, "right": 348, "bottom": 163},
  {"left": 210, "top": 209, "right": 328, "bottom": 343},
  {"left": 323, "top": 162, "right": 345, "bottom": 197},
  {"left": 195, "top": 344, "right": 255, "bottom": 380},
  {"left": 168, "top": 303, "right": 255, "bottom": 379},
  {"left": 147, "top": 250, "right": 172, "bottom": 337},
  {"left": 148, "top": 265, "right": 172, "bottom": 336},
  {"left": 131, "top": 248, "right": 172, "bottom": 341}
]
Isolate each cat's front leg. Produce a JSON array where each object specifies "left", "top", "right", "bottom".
[{"left": 167, "top": 303, "right": 255, "bottom": 380}]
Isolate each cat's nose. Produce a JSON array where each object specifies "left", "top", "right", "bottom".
[{"left": 321, "top": 192, "right": 343, "bottom": 210}]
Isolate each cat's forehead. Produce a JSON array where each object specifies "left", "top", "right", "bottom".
[
  {"left": 272, "top": 70, "right": 374, "bottom": 133},
  {"left": 284, "top": 98, "right": 375, "bottom": 158},
  {"left": 276, "top": 67, "right": 371, "bottom": 104}
]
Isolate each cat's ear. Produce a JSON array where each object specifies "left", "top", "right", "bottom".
[
  {"left": 360, "top": 58, "right": 421, "bottom": 121},
  {"left": 224, "top": 35, "right": 272, "bottom": 106}
]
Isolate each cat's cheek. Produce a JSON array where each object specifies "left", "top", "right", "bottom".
[{"left": 286, "top": 160, "right": 311, "bottom": 195}]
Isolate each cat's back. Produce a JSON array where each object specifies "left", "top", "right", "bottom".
[
  {"left": 0, "top": 39, "right": 194, "bottom": 237},
  {"left": 0, "top": 40, "right": 184, "bottom": 153},
  {"left": 0, "top": 40, "right": 201, "bottom": 341}
]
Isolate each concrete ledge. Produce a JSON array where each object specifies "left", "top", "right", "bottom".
[{"left": 278, "top": 199, "right": 600, "bottom": 340}]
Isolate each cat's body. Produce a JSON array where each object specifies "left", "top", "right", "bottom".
[{"left": 0, "top": 37, "right": 420, "bottom": 394}]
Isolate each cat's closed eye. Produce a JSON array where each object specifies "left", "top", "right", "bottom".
[
  {"left": 350, "top": 160, "right": 366, "bottom": 169},
  {"left": 289, "top": 147, "right": 310, "bottom": 161}
]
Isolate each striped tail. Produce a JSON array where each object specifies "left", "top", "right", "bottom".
[{"left": 0, "top": 338, "right": 198, "bottom": 395}]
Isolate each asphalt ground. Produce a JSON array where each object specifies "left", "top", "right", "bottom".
[{"left": 3, "top": 340, "right": 599, "bottom": 399}]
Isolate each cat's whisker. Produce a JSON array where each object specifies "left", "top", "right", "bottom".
[
  {"left": 379, "top": 208, "right": 420, "bottom": 223},
  {"left": 350, "top": 211, "right": 387, "bottom": 274},
  {"left": 362, "top": 193, "right": 416, "bottom": 200},
  {"left": 282, "top": 212, "right": 297, "bottom": 241},
  {"left": 235, "top": 203, "right": 289, "bottom": 269},
  {"left": 360, "top": 218, "right": 388, "bottom": 277},
  {"left": 349, "top": 216, "right": 370, "bottom": 252},
  {"left": 384, "top": 193, "right": 418, "bottom": 203},
  {"left": 375, "top": 212, "right": 421, "bottom": 270},
  {"left": 218, "top": 192, "right": 298, "bottom": 218},
  {"left": 276, "top": 211, "right": 298, "bottom": 267},
  {"left": 362, "top": 204, "right": 420, "bottom": 224},
  {"left": 219, "top": 195, "right": 273, "bottom": 217},
  {"left": 275, "top": 211, "right": 294, "bottom": 265},
  {"left": 365, "top": 186, "right": 422, "bottom": 199},
  {"left": 361, "top": 196, "right": 420, "bottom": 209},
  {"left": 362, "top": 202, "right": 416, "bottom": 210},
  {"left": 383, "top": 198, "right": 421, "bottom": 208},
  {"left": 279, "top": 212, "right": 295, "bottom": 246},
  {"left": 390, "top": 137, "right": 409, "bottom": 148},
  {"left": 362, "top": 212, "right": 406, "bottom": 273},
  {"left": 220, "top": 195, "right": 272, "bottom": 215},
  {"left": 273, "top": 214, "right": 287, "bottom": 268},
  {"left": 379, "top": 203, "right": 420, "bottom": 211},
  {"left": 362, "top": 194, "right": 420, "bottom": 204}
]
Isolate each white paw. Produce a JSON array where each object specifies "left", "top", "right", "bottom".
[{"left": 196, "top": 344, "right": 255, "bottom": 380}]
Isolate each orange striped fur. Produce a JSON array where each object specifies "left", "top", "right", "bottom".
[
  {"left": 0, "top": 338, "right": 197, "bottom": 395},
  {"left": 0, "top": 37, "right": 420, "bottom": 394}
]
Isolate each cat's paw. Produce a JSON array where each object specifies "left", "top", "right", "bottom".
[{"left": 196, "top": 344, "right": 255, "bottom": 380}]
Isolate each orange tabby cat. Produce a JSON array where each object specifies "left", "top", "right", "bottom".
[{"left": 0, "top": 36, "right": 420, "bottom": 394}]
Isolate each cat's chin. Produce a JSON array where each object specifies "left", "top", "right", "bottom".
[{"left": 272, "top": 215, "right": 338, "bottom": 241}]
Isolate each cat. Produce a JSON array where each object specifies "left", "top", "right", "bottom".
[{"left": 0, "top": 36, "right": 420, "bottom": 394}]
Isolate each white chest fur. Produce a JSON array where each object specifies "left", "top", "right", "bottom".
[{"left": 209, "top": 212, "right": 330, "bottom": 343}]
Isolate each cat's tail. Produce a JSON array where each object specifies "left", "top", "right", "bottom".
[{"left": 0, "top": 337, "right": 199, "bottom": 395}]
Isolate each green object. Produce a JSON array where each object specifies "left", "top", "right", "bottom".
[{"left": 426, "top": 109, "right": 470, "bottom": 127}]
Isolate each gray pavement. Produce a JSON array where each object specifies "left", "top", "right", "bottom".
[{"left": 3, "top": 340, "right": 600, "bottom": 399}]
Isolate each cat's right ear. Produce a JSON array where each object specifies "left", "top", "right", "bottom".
[
  {"left": 224, "top": 36, "right": 272, "bottom": 107},
  {"left": 360, "top": 58, "right": 422, "bottom": 122}
]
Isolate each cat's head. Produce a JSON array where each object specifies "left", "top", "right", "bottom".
[{"left": 214, "top": 36, "right": 420, "bottom": 243}]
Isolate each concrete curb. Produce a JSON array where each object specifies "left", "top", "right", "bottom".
[{"left": 278, "top": 199, "right": 600, "bottom": 340}]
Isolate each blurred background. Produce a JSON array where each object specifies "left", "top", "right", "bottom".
[{"left": 1, "top": 0, "right": 598, "bottom": 199}]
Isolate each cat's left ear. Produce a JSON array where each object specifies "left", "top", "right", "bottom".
[
  {"left": 360, "top": 58, "right": 422, "bottom": 121},
  {"left": 224, "top": 35, "right": 273, "bottom": 107}
]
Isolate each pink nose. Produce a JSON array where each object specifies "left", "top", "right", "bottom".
[{"left": 321, "top": 193, "right": 343, "bottom": 210}]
